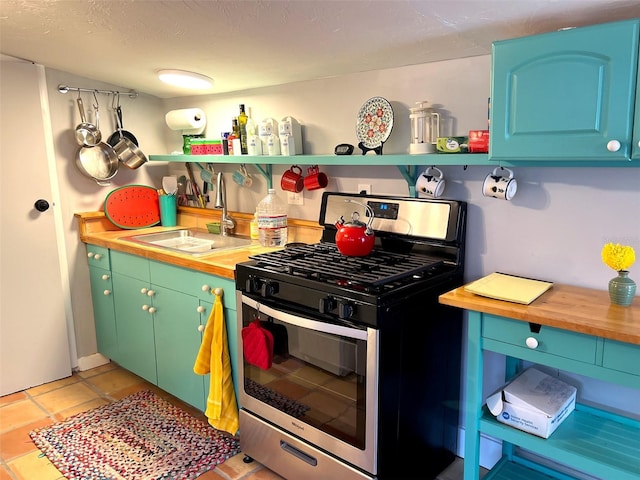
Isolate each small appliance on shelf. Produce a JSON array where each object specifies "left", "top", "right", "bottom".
[{"left": 409, "top": 101, "right": 440, "bottom": 154}]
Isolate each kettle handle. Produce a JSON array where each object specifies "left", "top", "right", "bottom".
[{"left": 344, "top": 199, "right": 374, "bottom": 235}]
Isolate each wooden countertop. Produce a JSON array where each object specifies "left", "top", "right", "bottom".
[
  {"left": 75, "top": 209, "right": 322, "bottom": 280},
  {"left": 439, "top": 283, "right": 640, "bottom": 345}
]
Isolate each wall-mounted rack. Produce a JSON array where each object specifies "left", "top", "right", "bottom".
[{"left": 57, "top": 84, "right": 138, "bottom": 98}]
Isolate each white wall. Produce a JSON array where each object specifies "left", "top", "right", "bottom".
[
  {"left": 42, "top": 69, "right": 169, "bottom": 359},
  {"left": 157, "top": 54, "right": 640, "bottom": 460},
  {"left": 35, "top": 54, "right": 639, "bottom": 461},
  {"left": 159, "top": 55, "right": 639, "bottom": 291},
  {"left": 161, "top": 55, "right": 494, "bottom": 219}
]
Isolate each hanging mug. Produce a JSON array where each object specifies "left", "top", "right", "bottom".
[
  {"left": 483, "top": 167, "right": 517, "bottom": 200},
  {"left": 416, "top": 166, "right": 445, "bottom": 198},
  {"left": 281, "top": 165, "right": 304, "bottom": 193},
  {"left": 232, "top": 164, "right": 252, "bottom": 187},
  {"left": 304, "top": 165, "right": 328, "bottom": 191}
]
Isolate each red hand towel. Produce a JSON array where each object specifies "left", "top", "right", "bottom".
[{"left": 242, "top": 320, "right": 274, "bottom": 370}]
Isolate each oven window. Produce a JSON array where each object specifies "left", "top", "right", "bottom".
[{"left": 241, "top": 304, "right": 367, "bottom": 449}]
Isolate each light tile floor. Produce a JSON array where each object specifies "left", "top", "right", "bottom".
[{"left": 0, "top": 363, "right": 476, "bottom": 480}]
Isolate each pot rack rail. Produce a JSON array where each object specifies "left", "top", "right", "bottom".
[{"left": 58, "top": 84, "right": 138, "bottom": 98}]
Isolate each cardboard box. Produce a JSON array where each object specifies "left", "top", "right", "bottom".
[
  {"left": 486, "top": 367, "right": 576, "bottom": 438},
  {"left": 468, "top": 129, "right": 489, "bottom": 153},
  {"left": 436, "top": 136, "right": 468, "bottom": 153},
  {"left": 190, "top": 139, "right": 223, "bottom": 155}
]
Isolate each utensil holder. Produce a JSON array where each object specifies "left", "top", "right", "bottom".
[{"left": 159, "top": 195, "right": 177, "bottom": 226}]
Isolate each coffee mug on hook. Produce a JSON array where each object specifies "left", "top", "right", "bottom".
[
  {"left": 304, "top": 165, "right": 328, "bottom": 191},
  {"left": 416, "top": 166, "right": 445, "bottom": 198},
  {"left": 483, "top": 166, "right": 517, "bottom": 200},
  {"left": 281, "top": 165, "right": 304, "bottom": 193}
]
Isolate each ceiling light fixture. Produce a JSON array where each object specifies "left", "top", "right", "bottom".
[{"left": 157, "top": 69, "right": 214, "bottom": 89}]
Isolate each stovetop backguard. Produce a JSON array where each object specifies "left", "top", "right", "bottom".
[{"left": 318, "top": 192, "right": 466, "bottom": 269}]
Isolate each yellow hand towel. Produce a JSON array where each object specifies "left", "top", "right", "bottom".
[{"left": 193, "top": 289, "right": 239, "bottom": 436}]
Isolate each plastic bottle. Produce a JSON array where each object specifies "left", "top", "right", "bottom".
[
  {"left": 256, "top": 189, "right": 288, "bottom": 247},
  {"left": 250, "top": 212, "right": 259, "bottom": 240}
]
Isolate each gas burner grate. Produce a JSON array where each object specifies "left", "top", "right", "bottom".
[{"left": 249, "top": 243, "right": 443, "bottom": 287}]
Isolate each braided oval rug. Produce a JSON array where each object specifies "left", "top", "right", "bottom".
[{"left": 29, "top": 390, "right": 240, "bottom": 480}]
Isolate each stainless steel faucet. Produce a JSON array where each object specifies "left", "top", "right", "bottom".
[{"left": 214, "top": 172, "right": 235, "bottom": 236}]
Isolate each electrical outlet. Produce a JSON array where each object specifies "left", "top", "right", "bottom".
[
  {"left": 287, "top": 191, "right": 304, "bottom": 205},
  {"left": 358, "top": 184, "right": 372, "bottom": 195}
]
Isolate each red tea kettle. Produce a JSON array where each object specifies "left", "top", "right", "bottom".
[{"left": 335, "top": 200, "right": 375, "bottom": 256}]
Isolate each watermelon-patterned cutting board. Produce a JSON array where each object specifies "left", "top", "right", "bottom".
[{"left": 104, "top": 185, "right": 161, "bottom": 229}]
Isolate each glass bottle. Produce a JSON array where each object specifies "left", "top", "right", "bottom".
[{"left": 238, "top": 104, "right": 248, "bottom": 154}]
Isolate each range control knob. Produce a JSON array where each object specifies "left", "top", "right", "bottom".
[
  {"left": 319, "top": 297, "right": 336, "bottom": 314},
  {"left": 245, "top": 277, "right": 262, "bottom": 294},
  {"left": 260, "top": 281, "right": 279, "bottom": 298},
  {"left": 338, "top": 301, "right": 355, "bottom": 319}
]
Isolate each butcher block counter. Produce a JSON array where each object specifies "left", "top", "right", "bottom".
[
  {"left": 439, "top": 283, "right": 640, "bottom": 345},
  {"left": 75, "top": 208, "right": 323, "bottom": 279}
]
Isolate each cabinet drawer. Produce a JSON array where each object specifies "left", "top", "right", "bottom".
[
  {"left": 482, "top": 314, "right": 598, "bottom": 364},
  {"left": 86, "top": 245, "right": 110, "bottom": 269},
  {"left": 603, "top": 340, "right": 640, "bottom": 377},
  {"left": 149, "top": 261, "right": 236, "bottom": 308},
  {"left": 111, "top": 250, "right": 149, "bottom": 279}
]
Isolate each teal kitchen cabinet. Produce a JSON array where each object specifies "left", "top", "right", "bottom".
[
  {"left": 149, "top": 260, "right": 230, "bottom": 412},
  {"left": 490, "top": 18, "right": 640, "bottom": 162},
  {"left": 96, "top": 250, "right": 236, "bottom": 411},
  {"left": 440, "top": 285, "right": 640, "bottom": 480},
  {"left": 633, "top": 72, "right": 640, "bottom": 160},
  {"left": 110, "top": 253, "right": 157, "bottom": 384},
  {"left": 86, "top": 245, "right": 118, "bottom": 361}
]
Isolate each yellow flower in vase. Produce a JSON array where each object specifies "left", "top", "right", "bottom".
[
  {"left": 601, "top": 243, "right": 636, "bottom": 272},
  {"left": 601, "top": 243, "right": 636, "bottom": 307}
]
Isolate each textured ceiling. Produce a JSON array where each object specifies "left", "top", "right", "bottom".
[{"left": 1, "top": 0, "right": 640, "bottom": 98}]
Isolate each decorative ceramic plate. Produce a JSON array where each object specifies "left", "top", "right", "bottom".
[{"left": 356, "top": 97, "right": 394, "bottom": 149}]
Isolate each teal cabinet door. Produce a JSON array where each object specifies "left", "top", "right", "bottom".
[
  {"left": 153, "top": 287, "right": 206, "bottom": 411},
  {"left": 111, "top": 272, "right": 157, "bottom": 384},
  {"left": 88, "top": 265, "right": 118, "bottom": 361},
  {"left": 633, "top": 72, "right": 640, "bottom": 160},
  {"left": 88, "top": 249, "right": 239, "bottom": 411},
  {"left": 491, "top": 19, "right": 640, "bottom": 161}
]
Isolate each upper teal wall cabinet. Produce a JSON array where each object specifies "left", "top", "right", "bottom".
[
  {"left": 490, "top": 19, "right": 640, "bottom": 162},
  {"left": 633, "top": 60, "right": 640, "bottom": 160}
]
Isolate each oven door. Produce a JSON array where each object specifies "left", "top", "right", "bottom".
[{"left": 237, "top": 292, "right": 379, "bottom": 475}]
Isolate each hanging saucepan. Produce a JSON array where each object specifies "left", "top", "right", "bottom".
[
  {"left": 74, "top": 93, "right": 101, "bottom": 147},
  {"left": 107, "top": 96, "right": 147, "bottom": 169},
  {"left": 113, "top": 136, "right": 148, "bottom": 169},
  {"left": 74, "top": 94, "right": 119, "bottom": 185}
]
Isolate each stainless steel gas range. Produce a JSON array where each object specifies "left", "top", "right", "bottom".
[{"left": 235, "top": 192, "right": 467, "bottom": 480}]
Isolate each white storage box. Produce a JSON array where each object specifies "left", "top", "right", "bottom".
[{"left": 486, "top": 367, "right": 576, "bottom": 438}]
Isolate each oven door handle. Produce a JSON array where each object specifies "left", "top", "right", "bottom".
[{"left": 241, "top": 294, "right": 368, "bottom": 341}]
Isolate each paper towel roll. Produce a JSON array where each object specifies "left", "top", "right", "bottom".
[{"left": 165, "top": 108, "right": 206, "bottom": 134}]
